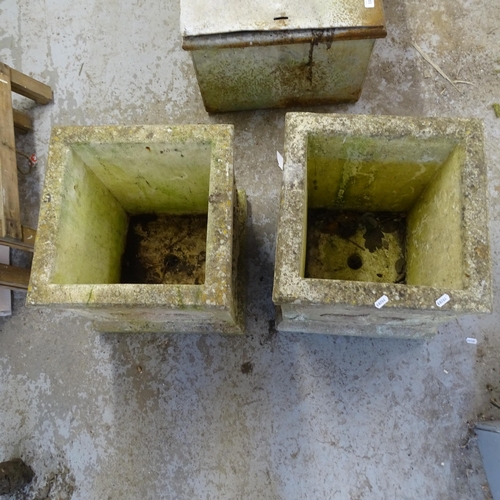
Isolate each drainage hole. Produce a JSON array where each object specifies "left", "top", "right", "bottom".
[
  {"left": 273, "top": 16, "right": 289, "bottom": 20},
  {"left": 347, "top": 254, "right": 363, "bottom": 270}
]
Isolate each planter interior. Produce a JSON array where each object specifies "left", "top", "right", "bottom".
[
  {"left": 305, "top": 132, "right": 464, "bottom": 290},
  {"left": 273, "top": 113, "right": 491, "bottom": 338},
  {"left": 27, "top": 125, "right": 245, "bottom": 334}
]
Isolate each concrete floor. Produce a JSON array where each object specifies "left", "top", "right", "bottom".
[{"left": 1, "top": 0, "right": 499, "bottom": 498}]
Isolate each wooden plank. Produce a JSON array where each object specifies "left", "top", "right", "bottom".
[
  {"left": 0, "top": 225, "right": 36, "bottom": 252},
  {"left": 0, "top": 245, "right": 12, "bottom": 315},
  {"left": 0, "top": 62, "right": 22, "bottom": 240},
  {"left": 9, "top": 66, "right": 53, "bottom": 105},
  {"left": 0, "top": 263, "right": 30, "bottom": 290},
  {"left": 13, "top": 108, "right": 32, "bottom": 134}
]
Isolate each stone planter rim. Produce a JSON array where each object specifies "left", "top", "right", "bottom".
[
  {"left": 273, "top": 112, "right": 492, "bottom": 315},
  {"left": 27, "top": 124, "right": 236, "bottom": 316}
]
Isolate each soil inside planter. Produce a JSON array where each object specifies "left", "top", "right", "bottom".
[
  {"left": 121, "top": 214, "right": 208, "bottom": 285},
  {"left": 305, "top": 209, "right": 407, "bottom": 284}
]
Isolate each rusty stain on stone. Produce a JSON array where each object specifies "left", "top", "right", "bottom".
[{"left": 181, "top": 1, "right": 386, "bottom": 112}]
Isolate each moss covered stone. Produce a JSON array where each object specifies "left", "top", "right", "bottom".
[{"left": 27, "top": 125, "right": 246, "bottom": 334}]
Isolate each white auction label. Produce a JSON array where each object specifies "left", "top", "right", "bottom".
[
  {"left": 374, "top": 295, "right": 389, "bottom": 309},
  {"left": 435, "top": 293, "right": 450, "bottom": 307},
  {"left": 466, "top": 338, "right": 477, "bottom": 345},
  {"left": 277, "top": 151, "right": 284, "bottom": 170},
  {"left": 364, "top": 0, "right": 375, "bottom": 7}
]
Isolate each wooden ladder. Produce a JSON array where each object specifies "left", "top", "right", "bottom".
[{"left": 0, "top": 62, "right": 53, "bottom": 291}]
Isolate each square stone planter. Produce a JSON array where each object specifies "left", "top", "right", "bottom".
[
  {"left": 273, "top": 113, "right": 491, "bottom": 338},
  {"left": 27, "top": 125, "right": 246, "bottom": 334}
]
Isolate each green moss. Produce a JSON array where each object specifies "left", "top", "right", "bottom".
[
  {"left": 305, "top": 132, "right": 465, "bottom": 289},
  {"left": 307, "top": 134, "right": 457, "bottom": 212},
  {"left": 192, "top": 39, "right": 374, "bottom": 111},
  {"left": 72, "top": 141, "right": 211, "bottom": 215},
  {"left": 406, "top": 146, "right": 464, "bottom": 289},
  {"left": 176, "top": 287, "right": 185, "bottom": 309},
  {"left": 51, "top": 150, "right": 128, "bottom": 285}
]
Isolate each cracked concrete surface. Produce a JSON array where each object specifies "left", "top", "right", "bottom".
[{"left": 1, "top": 0, "right": 499, "bottom": 498}]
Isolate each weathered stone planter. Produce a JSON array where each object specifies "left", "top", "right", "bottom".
[
  {"left": 273, "top": 113, "right": 491, "bottom": 338},
  {"left": 27, "top": 125, "right": 246, "bottom": 334},
  {"left": 181, "top": 0, "right": 386, "bottom": 112}
]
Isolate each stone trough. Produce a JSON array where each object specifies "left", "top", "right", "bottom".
[
  {"left": 181, "top": 0, "right": 386, "bottom": 112},
  {"left": 27, "top": 125, "right": 246, "bottom": 334},
  {"left": 273, "top": 113, "right": 491, "bottom": 338}
]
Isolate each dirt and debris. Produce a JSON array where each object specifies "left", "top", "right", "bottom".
[
  {"left": 413, "top": 42, "right": 463, "bottom": 94},
  {"left": 306, "top": 209, "right": 407, "bottom": 284},
  {"left": 395, "top": 257, "right": 407, "bottom": 284},
  {"left": 33, "top": 463, "right": 75, "bottom": 500},
  {"left": 121, "top": 213, "right": 208, "bottom": 285},
  {"left": 308, "top": 209, "right": 406, "bottom": 253},
  {"left": 0, "top": 459, "right": 34, "bottom": 495},
  {"left": 241, "top": 361, "right": 254, "bottom": 375}
]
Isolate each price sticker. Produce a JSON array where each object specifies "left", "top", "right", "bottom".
[
  {"left": 374, "top": 295, "right": 389, "bottom": 309},
  {"left": 435, "top": 294, "right": 450, "bottom": 307}
]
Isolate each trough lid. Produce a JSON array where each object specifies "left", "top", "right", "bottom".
[{"left": 180, "top": 0, "right": 385, "bottom": 37}]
